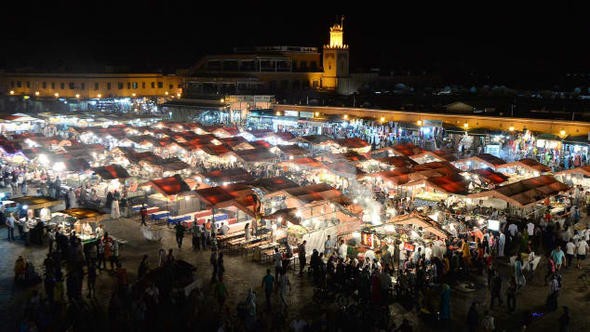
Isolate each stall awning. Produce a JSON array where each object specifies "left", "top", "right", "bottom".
[
  {"left": 235, "top": 148, "right": 277, "bottom": 163},
  {"left": 499, "top": 158, "right": 551, "bottom": 174},
  {"left": 147, "top": 174, "right": 191, "bottom": 196},
  {"left": 471, "top": 168, "right": 509, "bottom": 184},
  {"left": 468, "top": 175, "right": 570, "bottom": 207},
  {"left": 248, "top": 176, "right": 299, "bottom": 193},
  {"left": 390, "top": 213, "right": 449, "bottom": 239},
  {"left": 392, "top": 143, "right": 423, "bottom": 156},
  {"left": 61, "top": 208, "right": 107, "bottom": 222},
  {"left": 336, "top": 137, "right": 370, "bottom": 149},
  {"left": 92, "top": 164, "right": 130, "bottom": 180},
  {"left": 202, "top": 167, "right": 255, "bottom": 184},
  {"left": 12, "top": 196, "right": 62, "bottom": 210}
]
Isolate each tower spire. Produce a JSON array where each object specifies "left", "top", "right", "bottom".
[{"left": 340, "top": 15, "right": 344, "bottom": 29}]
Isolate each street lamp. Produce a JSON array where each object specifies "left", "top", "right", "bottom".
[
  {"left": 97, "top": 94, "right": 102, "bottom": 99},
  {"left": 165, "top": 91, "right": 169, "bottom": 96},
  {"left": 75, "top": 94, "right": 80, "bottom": 99},
  {"left": 509, "top": 126, "right": 515, "bottom": 132},
  {"left": 34, "top": 91, "right": 40, "bottom": 96},
  {"left": 463, "top": 122, "right": 469, "bottom": 130},
  {"left": 54, "top": 92, "right": 59, "bottom": 98},
  {"left": 9, "top": 90, "right": 15, "bottom": 95},
  {"left": 560, "top": 129, "right": 566, "bottom": 137},
  {"left": 380, "top": 117, "right": 385, "bottom": 123},
  {"left": 417, "top": 120, "right": 422, "bottom": 126}
]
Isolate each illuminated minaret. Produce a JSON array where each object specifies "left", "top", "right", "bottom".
[{"left": 322, "top": 15, "right": 349, "bottom": 90}]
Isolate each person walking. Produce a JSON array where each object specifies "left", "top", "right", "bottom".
[
  {"left": 576, "top": 237, "right": 588, "bottom": 270},
  {"left": 87, "top": 259, "right": 97, "bottom": 298},
  {"left": 273, "top": 247, "right": 283, "bottom": 281},
  {"left": 551, "top": 245, "right": 566, "bottom": 271},
  {"left": 278, "top": 267, "right": 291, "bottom": 310},
  {"left": 261, "top": 268, "right": 275, "bottom": 311},
  {"left": 489, "top": 271, "right": 503, "bottom": 309},
  {"left": 547, "top": 273, "right": 561, "bottom": 311},
  {"left": 214, "top": 275, "right": 228, "bottom": 312},
  {"left": 298, "top": 240, "right": 307, "bottom": 277},
  {"left": 559, "top": 306, "right": 571, "bottom": 332},
  {"left": 514, "top": 255, "right": 526, "bottom": 291},
  {"left": 506, "top": 276, "right": 517, "bottom": 313},
  {"left": 480, "top": 310, "right": 495, "bottom": 331},
  {"left": 466, "top": 301, "right": 479, "bottom": 332},
  {"left": 6, "top": 212, "right": 15, "bottom": 241},
  {"left": 217, "top": 252, "right": 225, "bottom": 281},
  {"left": 158, "top": 248, "right": 166, "bottom": 267},
  {"left": 192, "top": 222, "right": 201, "bottom": 250},
  {"left": 111, "top": 190, "right": 120, "bottom": 219},
  {"left": 324, "top": 235, "right": 334, "bottom": 257},
  {"left": 140, "top": 204, "right": 148, "bottom": 226},
  {"left": 137, "top": 255, "right": 150, "bottom": 280},
  {"left": 210, "top": 250, "right": 218, "bottom": 282},
  {"left": 96, "top": 238, "right": 106, "bottom": 271},
  {"left": 175, "top": 222, "right": 185, "bottom": 249}
]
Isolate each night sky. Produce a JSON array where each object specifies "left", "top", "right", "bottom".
[{"left": 2, "top": 0, "right": 587, "bottom": 80}]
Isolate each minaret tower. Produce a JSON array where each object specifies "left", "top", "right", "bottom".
[{"left": 322, "top": 16, "right": 349, "bottom": 90}]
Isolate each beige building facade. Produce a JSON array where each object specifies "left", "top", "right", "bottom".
[{"left": 0, "top": 72, "right": 183, "bottom": 98}]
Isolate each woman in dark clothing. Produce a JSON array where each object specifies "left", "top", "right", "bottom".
[{"left": 217, "top": 252, "right": 225, "bottom": 280}]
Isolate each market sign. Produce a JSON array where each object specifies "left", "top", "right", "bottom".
[
  {"left": 299, "top": 111, "right": 314, "bottom": 118},
  {"left": 284, "top": 110, "right": 298, "bottom": 117},
  {"left": 403, "top": 242, "right": 415, "bottom": 251}
]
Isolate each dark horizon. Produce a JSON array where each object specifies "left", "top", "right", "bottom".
[{"left": 2, "top": 0, "right": 587, "bottom": 85}]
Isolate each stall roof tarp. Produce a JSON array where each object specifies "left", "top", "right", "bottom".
[
  {"left": 219, "top": 136, "right": 249, "bottom": 148},
  {"left": 284, "top": 183, "right": 344, "bottom": 204},
  {"left": 201, "top": 144, "right": 233, "bottom": 156},
  {"left": 273, "top": 132, "right": 296, "bottom": 142},
  {"left": 61, "top": 208, "right": 107, "bottom": 222},
  {"left": 467, "top": 153, "right": 507, "bottom": 167},
  {"left": 279, "top": 157, "right": 324, "bottom": 169},
  {"left": 249, "top": 176, "right": 299, "bottom": 193},
  {"left": 195, "top": 186, "right": 236, "bottom": 206},
  {"left": 326, "top": 161, "right": 365, "bottom": 177},
  {"left": 202, "top": 167, "right": 255, "bottom": 184},
  {"left": 336, "top": 137, "right": 370, "bottom": 149},
  {"left": 376, "top": 156, "right": 418, "bottom": 168},
  {"left": 148, "top": 174, "right": 191, "bottom": 196},
  {"left": 12, "top": 196, "right": 62, "bottom": 210},
  {"left": 500, "top": 158, "right": 551, "bottom": 174},
  {"left": 392, "top": 143, "right": 423, "bottom": 156},
  {"left": 469, "top": 175, "right": 570, "bottom": 207},
  {"left": 159, "top": 158, "right": 190, "bottom": 171},
  {"left": 92, "top": 164, "right": 130, "bottom": 180},
  {"left": 297, "top": 135, "right": 334, "bottom": 145},
  {"left": 471, "top": 168, "right": 509, "bottom": 184},
  {"left": 65, "top": 157, "right": 91, "bottom": 172},
  {"left": 365, "top": 168, "right": 415, "bottom": 185},
  {"left": 390, "top": 213, "right": 449, "bottom": 239},
  {"left": 235, "top": 148, "right": 277, "bottom": 163},
  {"left": 413, "top": 161, "right": 460, "bottom": 177},
  {"left": 338, "top": 151, "right": 369, "bottom": 162},
  {"left": 424, "top": 174, "right": 470, "bottom": 195},
  {"left": 556, "top": 165, "right": 590, "bottom": 177},
  {"left": 276, "top": 145, "right": 310, "bottom": 156}
]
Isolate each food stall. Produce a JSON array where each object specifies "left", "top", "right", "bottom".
[{"left": 51, "top": 208, "right": 108, "bottom": 244}]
